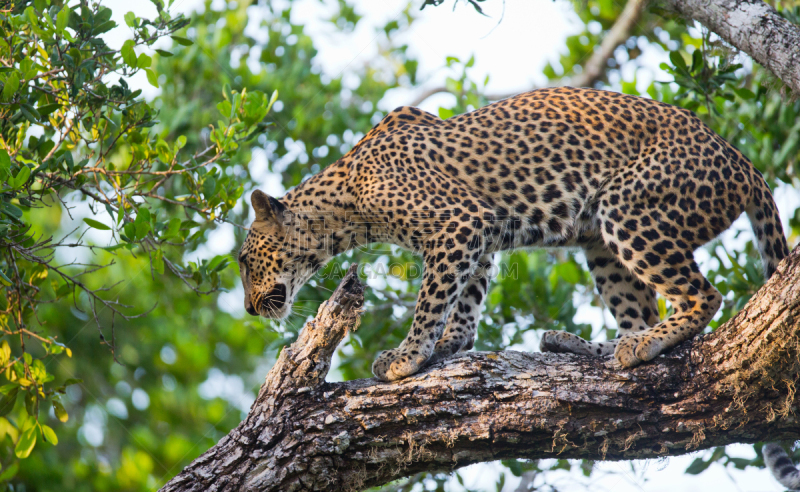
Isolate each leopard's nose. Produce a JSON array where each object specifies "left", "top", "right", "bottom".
[{"left": 244, "top": 297, "right": 258, "bottom": 316}]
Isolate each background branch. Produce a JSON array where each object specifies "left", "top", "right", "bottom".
[{"left": 409, "top": 0, "right": 648, "bottom": 107}]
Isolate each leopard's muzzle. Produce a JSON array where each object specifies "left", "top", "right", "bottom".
[{"left": 259, "top": 283, "right": 287, "bottom": 317}]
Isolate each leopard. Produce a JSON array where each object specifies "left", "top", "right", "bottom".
[{"left": 237, "top": 86, "right": 789, "bottom": 383}]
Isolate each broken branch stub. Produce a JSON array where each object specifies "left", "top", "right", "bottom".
[
  {"left": 161, "top": 264, "right": 365, "bottom": 492},
  {"left": 263, "top": 263, "right": 365, "bottom": 393}
]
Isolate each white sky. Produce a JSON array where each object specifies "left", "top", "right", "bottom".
[{"left": 94, "top": 0, "right": 790, "bottom": 490}]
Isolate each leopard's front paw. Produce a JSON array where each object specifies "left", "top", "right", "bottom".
[
  {"left": 614, "top": 336, "right": 642, "bottom": 368},
  {"left": 614, "top": 335, "right": 661, "bottom": 368},
  {"left": 372, "top": 348, "right": 428, "bottom": 382}
]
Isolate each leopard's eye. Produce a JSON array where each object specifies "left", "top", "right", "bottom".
[{"left": 239, "top": 253, "right": 249, "bottom": 275}]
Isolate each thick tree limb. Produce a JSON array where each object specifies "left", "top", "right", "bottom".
[
  {"left": 662, "top": 0, "right": 800, "bottom": 96},
  {"left": 162, "top": 248, "right": 800, "bottom": 492}
]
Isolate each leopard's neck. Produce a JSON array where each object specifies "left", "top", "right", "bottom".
[{"left": 280, "top": 157, "right": 375, "bottom": 259}]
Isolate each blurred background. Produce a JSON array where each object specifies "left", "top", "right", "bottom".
[{"left": 2, "top": 0, "right": 799, "bottom": 490}]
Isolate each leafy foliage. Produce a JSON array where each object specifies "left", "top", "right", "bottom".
[{"left": 0, "top": 0, "right": 274, "bottom": 483}]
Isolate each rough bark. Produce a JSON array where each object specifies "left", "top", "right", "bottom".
[
  {"left": 162, "top": 248, "right": 800, "bottom": 492},
  {"left": 662, "top": 0, "right": 800, "bottom": 96}
]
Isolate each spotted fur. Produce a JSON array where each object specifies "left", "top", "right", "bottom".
[{"left": 238, "top": 87, "right": 789, "bottom": 381}]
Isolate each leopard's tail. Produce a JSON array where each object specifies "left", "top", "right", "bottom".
[
  {"left": 765, "top": 443, "right": 800, "bottom": 490},
  {"left": 745, "top": 171, "right": 789, "bottom": 278},
  {"left": 747, "top": 172, "right": 795, "bottom": 489}
]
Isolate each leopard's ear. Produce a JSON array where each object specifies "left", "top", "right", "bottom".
[{"left": 251, "top": 190, "right": 291, "bottom": 224}]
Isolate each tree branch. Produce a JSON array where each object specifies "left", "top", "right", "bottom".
[
  {"left": 162, "top": 247, "right": 800, "bottom": 492},
  {"left": 661, "top": 0, "right": 800, "bottom": 96},
  {"left": 574, "top": 0, "right": 647, "bottom": 90}
]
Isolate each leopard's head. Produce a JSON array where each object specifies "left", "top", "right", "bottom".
[{"left": 238, "top": 190, "right": 324, "bottom": 319}]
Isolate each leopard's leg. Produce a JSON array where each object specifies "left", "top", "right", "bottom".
[
  {"left": 598, "top": 215, "right": 722, "bottom": 367},
  {"left": 426, "top": 255, "right": 493, "bottom": 366},
  {"left": 540, "top": 239, "right": 660, "bottom": 357},
  {"left": 372, "top": 245, "right": 474, "bottom": 381}
]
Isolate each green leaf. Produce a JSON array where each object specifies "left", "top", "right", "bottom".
[
  {"left": 658, "top": 297, "right": 669, "bottom": 320},
  {"left": 0, "top": 387, "right": 18, "bottom": 417},
  {"left": 208, "top": 254, "right": 229, "bottom": 272},
  {"left": 37, "top": 103, "right": 61, "bottom": 117},
  {"left": 41, "top": 425, "right": 58, "bottom": 445},
  {"left": 134, "top": 208, "right": 152, "bottom": 240},
  {"left": 56, "top": 6, "right": 70, "bottom": 32},
  {"left": 93, "top": 20, "right": 117, "bottom": 35},
  {"left": 100, "top": 244, "right": 126, "bottom": 252},
  {"left": 217, "top": 100, "right": 232, "bottom": 119},
  {"left": 0, "top": 269, "right": 11, "bottom": 287},
  {"left": 19, "top": 104, "right": 39, "bottom": 123},
  {"left": 83, "top": 218, "right": 111, "bottom": 231},
  {"left": 22, "top": 103, "right": 40, "bottom": 120},
  {"left": 0, "top": 341, "right": 10, "bottom": 365},
  {"left": 24, "top": 7, "right": 43, "bottom": 37},
  {"left": 95, "top": 6, "right": 113, "bottom": 25},
  {"left": 691, "top": 49, "right": 703, "bottom": 73},
  {"left": 0, "top": 462, "right": 18, "bottom": 481},
  {"left": 124, "top": 11, "right": 136, "bottom": 28},
  {"left": 137, "top": 53, "right": 152, "bottom": 69},
  {"left": 124, "top": 222, "right": 136, "bottom": 241},
  {"left": 0, "top": 149, "right": 10, "bottom": 179},
  {"left": 203, "top": 177, "right": 217, "bottom": 197},
  {"left": 54, "top": 281, "right": 71, "bottom": 298},
  {"left": 438, "top": 107, "right": 454, "bottom": 119},
  {"left": 52, "top": 400, "right": 68, "bottom": 423},
  {"left": 2, "top": 72, "right": 20, "bottom": 101},
  {"left": 733, "top": 87, "right": 756, "bottom": 100},
  {"left": 145, "top": 69, "right": 159, "bottom": 88},
  {"left": 14, "top": 427, "right": 37, "bottom": 459},
  {"left": 1, "top": 202, "right": 22, "bottom": 219},
  {"left": 266, "top": 90, "right": 279, "bottom": 113},
  {"left": 121, "top": 39, "right": 137, "bottom": 68},
  {"left": 24, "top": 391, "right": 39, "bottom": 417},
  {"left": 153, "top": 249, "right": 165, "bottom": 275},
  {"left": 669, "top": 51, "right": 687, "bottom": 71},
  {"left": 155, "top": 49, "right": 173, "bottom": 57},
  {"left": 11, "top": 165, "right": 31, "bottom": 189},
  {"left": 555, "top": 261, "right": 581, "bottom": 284},
  {"left": 136, "top": 207, "right": 151, "bottom": 225},
  {"left": 170, "top": 35, "right": 193, "bottom": 46},
  {"left": 685, "top": 457, "right": 711, "bottom": 474}
]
